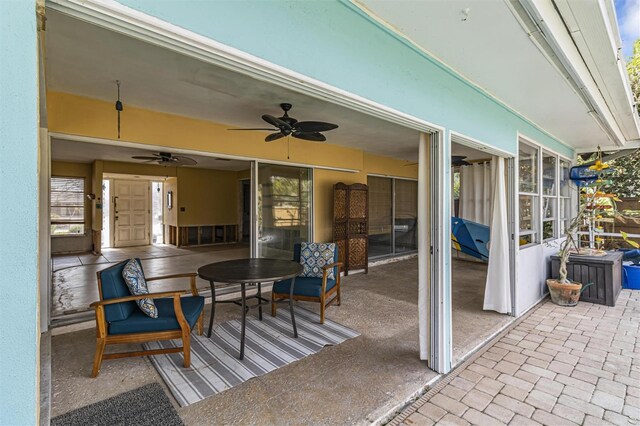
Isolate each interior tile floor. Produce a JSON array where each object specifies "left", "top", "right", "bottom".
[
  {"left": 51, "top": 244, "right": 250, "bottom": 317},
  {"left": 50, "top": 258, "right": 512, "bottom": 425}
]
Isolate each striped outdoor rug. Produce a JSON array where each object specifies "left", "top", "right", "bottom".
[{"left": 144, "top": 307, "right": 359, "bottom": 406}]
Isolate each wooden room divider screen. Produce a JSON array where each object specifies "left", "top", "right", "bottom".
[{"left": 333, "top": 182, "right": 368, "bottom": 275}]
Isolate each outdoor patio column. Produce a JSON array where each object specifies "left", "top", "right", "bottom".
[
  {"left": 0, "top": 1, "right": 41, "bottom": 424},
  {"left": 417, "top": 133, "right": 429, "bottom": 362}
]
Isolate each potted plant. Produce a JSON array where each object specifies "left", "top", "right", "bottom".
[{"left": 547, "top": 151, "right": 639, "bottom": 306}]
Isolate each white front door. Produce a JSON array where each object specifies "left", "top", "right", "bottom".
[{"left": 114, "top": 180, "right": 150, "bottom": 247}]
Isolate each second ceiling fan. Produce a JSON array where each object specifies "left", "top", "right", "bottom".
[{"left": 229, "top": 103, "right": 338, "bottom": 142}]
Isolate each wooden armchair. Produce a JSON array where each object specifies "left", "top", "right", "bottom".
[
  {"left": 90, "top": 259, "right": 204, "bottom": 378},
  {"left": 271, "top": 243, "right": 343, "bottom": 324}
]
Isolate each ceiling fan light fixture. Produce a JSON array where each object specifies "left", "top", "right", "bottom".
[{"left": 229, "top": 103, "right": 338, "bottom": 143}]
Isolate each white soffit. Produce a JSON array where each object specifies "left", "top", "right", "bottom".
[
  {"left": 356, "top": 0, "right": 611, "bottom": 149},
  {"left": 553, "top": 0, "right": 640, "bottom": 141}
]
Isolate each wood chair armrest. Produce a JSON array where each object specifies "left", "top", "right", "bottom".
[
  {"left": 145, "top": 272, "right": 198, "bottom": 282},
  {"left": 90, "top": 291, "right": 186, "bottom": 308},
  {"left": 322, "top": 262, "right": 343, "bottom": 271},
  {"left": 146, "top": 272, "right": 200, "bottom": 296}
]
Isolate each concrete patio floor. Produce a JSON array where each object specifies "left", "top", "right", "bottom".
[
  {"left": 50, "top": 258, "right": 511, "bottom": 425},
  {"left": 391, "top": 290, "right": 640, "bottom": 426}
]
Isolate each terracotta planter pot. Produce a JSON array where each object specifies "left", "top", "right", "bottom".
[{"left": 547, "top": 279, "right": 582, "bottom": 306}]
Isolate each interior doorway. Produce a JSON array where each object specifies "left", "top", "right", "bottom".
[
  {"left": 449, "top": 139, "right": 515, "bottom": 364},
  {"left": 241, "top": 179, "right": 251, "bottom": 244},
  {"left": 113, "top": 179, "right": 151, "bottom": 248},
  {"left": 151, "top": 181, "right": 164, "bottom": 244}
]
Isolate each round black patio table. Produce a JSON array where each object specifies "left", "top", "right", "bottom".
[{"left": 197, "top": 258, "right": 303, "bottom": 360}]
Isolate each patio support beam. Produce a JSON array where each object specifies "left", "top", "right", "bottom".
[
  {"left": 427, "top": 130, "right": 453, "bottom": 374},
  {"left": 417, "top": 133, "right": 430, "bottom": 362},
  {"left": 0, "top": 0, "right": 40, "bottom": 424}
]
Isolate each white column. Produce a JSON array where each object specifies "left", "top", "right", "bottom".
[
  {"left": 418, "top": 133, "right": 429, "bottom": 361},
  {"left": 429, "top": 130, "right": 452, "bottom": 374}
]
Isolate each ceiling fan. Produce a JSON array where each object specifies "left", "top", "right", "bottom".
[
  {"left": 452, "top": 156, "right": 471, "bottom": 166},
  {"left": 228, "top": 103, "right": 338, "bottom": 142},
  {"left": 132, "top": 152, "right": 197, "bottom": 166},
  {"left": 404, "top": 155, "right": 472, "bottom": 167}
]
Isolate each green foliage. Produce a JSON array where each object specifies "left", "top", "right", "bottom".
[
  {"left": 628, "top": 39, "right": 640, "bottom": 116},
  {"left": 605, "top": 151, "right": 640, "bottom": 197}
]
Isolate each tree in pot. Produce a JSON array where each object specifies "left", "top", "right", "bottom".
[{"left": 548, "top": 151, "right": 639, "bottom": 306}]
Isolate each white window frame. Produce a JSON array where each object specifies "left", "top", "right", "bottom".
[
  {"left": 518, "top": 137, "right": 572, "bottom": 248},
  {"left": 541, "top": 150, "right": 558, "bottom": 242},
  {"left": 518, "top": 141, "right": 540, "bottom": 247},
  {"left": 558, "top": 159, "right": 572, "bottom": 234},
  {"left": 50, "top": 176, "right": 87, "bottom": 237}
]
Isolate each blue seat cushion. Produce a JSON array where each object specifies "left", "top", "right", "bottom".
[
  {"left": 273, "top": 277, "right": 336, "bottom": 299},
  {"left": 108, "top": 296, "right": 205, "bottom": 335}
]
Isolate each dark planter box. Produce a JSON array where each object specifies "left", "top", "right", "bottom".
[{"left": 551, "top": 251, "right": 622, "bottom": 307}]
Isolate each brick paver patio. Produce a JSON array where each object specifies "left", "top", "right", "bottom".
[{"left": 390, "top": 290, "right": 640, "bottom": 426}]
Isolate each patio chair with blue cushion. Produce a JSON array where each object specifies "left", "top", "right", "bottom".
[
  {"left": 271, "top": 243, "right": 343, "bottom": 324},
  {"left": 90, "top": 259, "right": 204, "bottom": 377}
]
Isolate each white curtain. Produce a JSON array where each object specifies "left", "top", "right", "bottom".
[
  {"left": 459, "top": 162, "right": 492, "bottom": 225},
  {"left": 483, "top": 156, "right": 511, "bottom": 313}
]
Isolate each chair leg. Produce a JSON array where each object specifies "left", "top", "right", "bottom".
[
  {"left": 271, "top": 293, "right": 277, "bottom": 317},
  {"left": 197, "top": 312, "right": 204, "bottom": 336},
  {"left": 91, "top": 338, "right": 106, "bottom": 378},
  {"left": 182, "top": 333, "right": 191, "bottom": 368},
  {"left": 337, "top": 282, "right": 342, "bottom": 306},
  {"left": 319, "top": 299, "right": 325, "bottom": 324}
]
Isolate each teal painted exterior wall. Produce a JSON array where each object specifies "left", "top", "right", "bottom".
[
  {"left": 118, "top": 0, "right": 574, "bottom": 158},
  {"left": 0, "top": 1, "right": 39, "bottom": 424}
]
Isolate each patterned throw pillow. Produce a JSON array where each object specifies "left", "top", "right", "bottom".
[
  {"left": 300, "top": 242, "right": 336, "bottom": 280},
  {"left": 122, "top": 259, "right": 158, "bottom": 318}
]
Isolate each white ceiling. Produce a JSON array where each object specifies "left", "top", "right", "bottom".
[
  {"left": 358, "top": 0, "right": 610, "bottom": 149},
  {"left": 45, "top": 10, "right": 421, "bottom": 161},
  {"left": 51, "top": 138, "right": 251, "bottom": 171}
]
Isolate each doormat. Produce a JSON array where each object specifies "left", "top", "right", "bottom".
[{"left": 51, "top": 382, "right": 182, "bottom": 426}]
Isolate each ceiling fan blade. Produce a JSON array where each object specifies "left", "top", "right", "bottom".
[
  {"left": 265, "top": 132, "right": 286, "bottom": 142},
  {"left": 294, "top": 121, "right": 338, "bottom": 133},
  {"left": 293, "top": 132, "right": 326, "bottom": 142},
  {"left": 452, "top": 161, "right": 471, "bottom": 166},
  {"left": 262, "top": 114, "right": 291, "bottom": 130},
  {"left": 132, "top": 156, "right": 160, "bottom": 160},
  {"left": 172, "top": 156, "right": 198, "bottom": 166},
  {"left": 227, "top": 128, "right": 277, "bottom": 131}
]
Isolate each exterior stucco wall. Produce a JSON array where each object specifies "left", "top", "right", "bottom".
[{"left": 0, "top": 0, "right": 39, "bottom": 424}]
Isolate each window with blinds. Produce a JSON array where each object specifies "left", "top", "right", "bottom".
[{"left": 51, "top": 177, "right": 86, "bottom": 236}]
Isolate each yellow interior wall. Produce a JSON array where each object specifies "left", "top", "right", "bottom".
[
  {"left": 364, "top": 152, "right": 418, "bottom": 179},
  {"left": 314, "top": 169, "right": 367, "bottom": 242},
  {"left": 47, "top": 92, "right": 421, "bottom": 244},
  {"left": 103, "top": 161, "right": 178, "bottom": 178},
  {"left": 164, "top": 177, "right": 178, "bottom": 227},
  {"left": 47, "top": 92, "right": 363, "bottom": 171},
  {"left": 176, "top": 167, "right": 239, "bottom": 226}
]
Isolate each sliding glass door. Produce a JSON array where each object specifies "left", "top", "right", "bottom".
[
  {"left": 394, "top": 179, "right": 418, "bottom": 253},
  {"left": 368, "top": 176, "right": 393, "bottom": 257},
  {"left": 257, "top": 163, "right": 312, "bottom": 259},
  {"left": 368, "top": 176, "right": 418, "bottom": 258}
]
